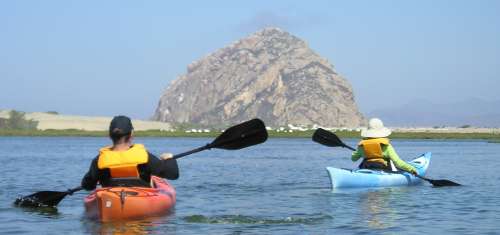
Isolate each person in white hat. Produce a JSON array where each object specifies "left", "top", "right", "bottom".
[{"left": 351, "top": 118, "right": 418, "bottom": 175}]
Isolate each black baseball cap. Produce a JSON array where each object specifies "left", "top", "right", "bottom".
[{"left": 109, "top": 115, "right": 134, "bottom": 134}]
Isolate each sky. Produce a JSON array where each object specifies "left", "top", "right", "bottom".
[{"left": 1, "top": 1, "right": 499, "bottom": 120}]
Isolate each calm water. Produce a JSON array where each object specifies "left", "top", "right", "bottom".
[{"left": 1, "top": 137, "right": 499, "bottom": 234}]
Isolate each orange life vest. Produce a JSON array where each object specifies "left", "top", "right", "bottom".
[
  {"left": 358, "top": 138, "right": 390, "bottom": 165},
  {"left": 97, "top": 144, "right": 148, "bottom": 178}
]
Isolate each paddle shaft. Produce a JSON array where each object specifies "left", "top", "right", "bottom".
[
  {"left": 46, "top": 186, "right": 83, "bottom": 201},
  {"left": 173, "top": 145, "right": 209, "bottom": 159},
  {"left": 68, "top": 186, "right": 82, "bottom": 194},
  {"left": 342, "top": 144, "right": 356, "bottom": 151},
  {"left": 414, "top": 174, "right": 432, "bottom": 182}
]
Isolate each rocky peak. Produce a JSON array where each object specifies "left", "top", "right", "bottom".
[{"left": 150, "top": 28, "right": 367, "bottom": 127}]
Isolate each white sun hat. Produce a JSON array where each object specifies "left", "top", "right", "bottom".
[{"left": 361, "top": 118, "right": 392, "bottom": 138}]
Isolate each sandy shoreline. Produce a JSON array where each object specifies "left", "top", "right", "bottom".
[
  {"left": 1, "top": 110, "right": 498, "bottom": 133},
  {"left": 0, "top": 110, "right": 172, "bottom": 131}
]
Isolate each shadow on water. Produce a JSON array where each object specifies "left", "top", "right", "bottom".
[{"left": 15, "top": 206, "right": 62, "bottom": 219}]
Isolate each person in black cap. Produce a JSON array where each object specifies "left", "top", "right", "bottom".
[{"left": 81, "top": 115, "right": 179, "bottom": 190}]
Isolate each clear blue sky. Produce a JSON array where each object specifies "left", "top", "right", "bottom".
[{"left": 1, "top": 1, "right": 499, "bottom": 120}]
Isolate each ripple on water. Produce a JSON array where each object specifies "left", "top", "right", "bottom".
[
  {"left": 184, "top": 214, "right": 335, "bottom": 225},
  {"left": 2, "top": 138, "right": 500, "bottom": 234}
]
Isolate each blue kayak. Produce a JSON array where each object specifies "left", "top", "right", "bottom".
[{"left": 326, "top": 152, "right": 431, "bottom": 189}]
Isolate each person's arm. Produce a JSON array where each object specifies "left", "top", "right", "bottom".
[
  {"left": 351, "top": 146, "right": 364, "bottom": 162},
  {"left": 147, "top": 152, "right": 179, "bottom": 180},
  {"left": 81, "top": 156, "right": 100, "bottom": 190},
  {"left": 385, "top": 145, "right": 417, "bottom": 174}
]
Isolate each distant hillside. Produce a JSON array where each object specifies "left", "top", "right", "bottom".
[{"left": 366, "top": 98, "right": 500, "bottom": 127}]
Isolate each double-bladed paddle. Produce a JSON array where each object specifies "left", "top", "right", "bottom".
[
  {"left": 312, "top": 128, "right": 461, "bottom": 187},
  {"left": 15, "top": 118, "right": 268, "bottom": 207}
]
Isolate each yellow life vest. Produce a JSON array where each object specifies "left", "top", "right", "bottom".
[
  {"left": 97, "top": 144, "right": 148, "bottom": 178},
  {"left": 358, "top": 138, "right": 390, "bottom": 165}
]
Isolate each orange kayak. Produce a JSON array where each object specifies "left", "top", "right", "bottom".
[{"left": 83, "top": 176, "right": 176, "bottom": 222}]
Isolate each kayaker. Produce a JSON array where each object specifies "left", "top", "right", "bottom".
[
  {"left": 81, "top": 115, "right": 179, "bottom": 190},
  {"left": 351, "top": 118, "right": 418, "bottom": 176}
]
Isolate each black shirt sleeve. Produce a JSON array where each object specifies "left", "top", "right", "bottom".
[
  {"left": 81, "top": 156, "right": 100, "bottom": 190},
  {"left": 146, "top": 152, "right": 179, "bottom": 180}
]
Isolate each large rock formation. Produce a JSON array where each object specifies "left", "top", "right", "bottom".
[{"left": 150, "top": 28, "right": 367, "bottom": 127}]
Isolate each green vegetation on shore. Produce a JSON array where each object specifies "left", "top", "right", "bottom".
[
  {"left": 1, "top": 110, "right": 498, "bottom": 139},
  {"left": 0, "top": 110, "right": 38, "bottom": 130},
  {"left": 1, "top": 128, "right": 499, "bottom": 140}
]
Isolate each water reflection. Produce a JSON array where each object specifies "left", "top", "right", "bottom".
[
  {"left": 357, "top": 188, "right": 412, "bottom": 229},
  {"left": 82, "top": 211, "right": 175, "bottom": 234}
]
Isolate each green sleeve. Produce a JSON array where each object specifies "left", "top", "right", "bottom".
[
  {"left": 385, "top": 144, "right": 417, "bottom": 173},
  {"left": 351, "top": 146, "right": 365, "bottom": 162}
]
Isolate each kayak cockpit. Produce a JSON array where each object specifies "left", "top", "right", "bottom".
[{"left": 101, "top": 177, "right": 154, "bottom": 188}]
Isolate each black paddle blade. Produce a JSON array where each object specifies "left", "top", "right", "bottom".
[
  {"left": 312, "top": 128, "right": 357, "bottom": 151},
  {"left": 210, "top": 118, "right": 268, "bottom": 150},
  {"left": 427, "top": 179, "right": 461, "bottom": 187},
  {"left": 14, "top": 191, "right": 68, "bottom": 207},
  {"left": 14, "top": 186, "right": 82, "bottom": 207},
  {"left": 312, "top": 128, "right": 343, "bottom": 147},
  {"left": 415, "top": 174, "right": 461, "bottom": 187}
]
